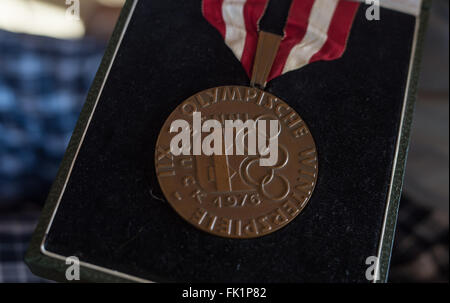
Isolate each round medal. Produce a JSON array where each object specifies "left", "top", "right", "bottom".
[{"left": 155, "top": 85, "right": 317, "bottom": 238}]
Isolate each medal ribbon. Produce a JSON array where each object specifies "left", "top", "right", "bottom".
[{"left": 202, "top": 0, "right": 359, "bottom": 82}]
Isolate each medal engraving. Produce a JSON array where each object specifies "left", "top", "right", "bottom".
[{"left": 155, "top": 86, "right": 318, "bottom": 238}]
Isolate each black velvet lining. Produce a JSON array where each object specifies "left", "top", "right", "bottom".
[
  {"left": 44, "top": 1, "right": 415, "bottom": 282},
  {"left": 259, "top": 0, "right": 293, "bottom": 35}
]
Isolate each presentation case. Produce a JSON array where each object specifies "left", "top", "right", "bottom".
[{"left": 26, "top": 0, "right": 430, "bottom": 282}]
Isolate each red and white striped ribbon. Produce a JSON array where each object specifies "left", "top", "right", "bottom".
[{"left": 202, "top": 0, "right": 359, "bottom": 82}]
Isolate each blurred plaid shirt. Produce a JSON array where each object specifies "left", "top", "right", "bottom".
[{"left": 0, "top": 29, "right": 103, "bottom": 206}]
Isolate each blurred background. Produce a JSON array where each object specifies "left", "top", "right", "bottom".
[{"left": 0, "top": 0, "right": 447, "bottom": 282}]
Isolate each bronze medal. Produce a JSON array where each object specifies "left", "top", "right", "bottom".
[{"left": 155, "top": 85, "right": 318, "bottom": 238}]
